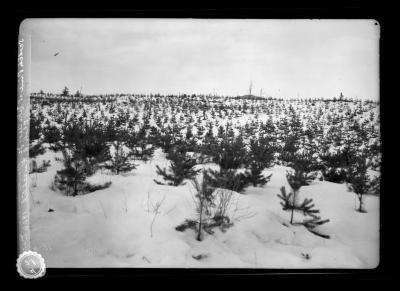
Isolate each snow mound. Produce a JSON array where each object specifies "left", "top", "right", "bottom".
[{"left": 29, "top": 150, "right": 379, "bottom": 268}]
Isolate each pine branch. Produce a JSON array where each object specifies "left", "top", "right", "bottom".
[{"left": 277, "top": 186, "right": 293, "bottom": 210}]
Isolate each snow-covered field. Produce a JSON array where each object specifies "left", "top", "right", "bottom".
[{"left": 29, "top": 147, "right": 379, "bottom": 268}]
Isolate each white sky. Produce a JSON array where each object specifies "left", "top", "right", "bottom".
[{"left": 20, "top": 18, "right": 380, "bottom": 99}]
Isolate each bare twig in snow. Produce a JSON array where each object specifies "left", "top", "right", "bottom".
[
  {"left": 31, "top": 173, "right": 38, "bottom": 188},
  {"left": 150, "top": 195, "right": 166, "bottom": 238},
  {"left": 231, "top": 196, "right": 257, "bottom": 222},
  {"left": 98, "top": 200, "right": 107, "bottom": 219},
  {"left": 29, "top": 189, "right": 37, "bottom": 207},
  {"left": 146, "top": 191, "right": 151, "bottom": 213},
  {"left": 142, "top": 256, "right": 151, "bottom": 264},
  {"left": 122, "top": 191, "right": 128, "bottom": 213},
  {"left": 163, "top": 205, "right": 177, "bottom": 216}
]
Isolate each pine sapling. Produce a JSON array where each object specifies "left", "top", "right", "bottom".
[
  {"left": 347, "top": 154, "right": 370, "bottom": 213},
  {"left": 277, "top": 186, "right": 296, "bottom": 224},
  {"left": 147, "top": 194, "right": 166, "bottom": 238},
  {"left": 244, "top": 137, "right": 274, "bottom": 187},
  {"left": 277, "top": 187, "right": 330, "bottom": 238},
  {"left": 175, "top": 172, "right": 235, "bottom": 241},
  {"left": 154, "top": 149, "right": 200, "bottom": 186},
  {"left": 104, "top": 141, "right": 137, "bottom": 175}
]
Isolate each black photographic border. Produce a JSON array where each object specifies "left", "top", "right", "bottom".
[{"left": 11, "top": 4, "right": 395, "bottom": 281}]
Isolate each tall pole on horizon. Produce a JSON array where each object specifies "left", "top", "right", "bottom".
[{"left": 249, "top": 81, "right": 253, "bottom": 96}]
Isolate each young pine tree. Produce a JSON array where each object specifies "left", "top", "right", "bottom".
[
  {"left": 73, "top": 121, "right": 109, "bottom": 175},
  {"left": 128, "top": 126, "right": 155, "bottom": 162},
  {"left": 29, "top": 113, "right": 45, "bottom": 158},
  {"left": 184, "top": 125, "right": 197, "bottom": 152},
  {"left": 244, "top": 137, "right": 274, "bottom": 187},
  {"left": 346, "top": 154, "right": 370, "bottom": 213},
  {"left": 61, "top": 86, "right": 69, "bottom": 97},
  {"left": 281, "top": 152, "right": 318, "bottom": 223},
  {"left": 175, "top": 171, "right": 234, "bottom": 241},
  {"left": 214, "top": 133, "right": 247, "bottom": 171},
  {"left": 104, "top": 130, "right": 137, "bottom": 175},
  {"left": 154, "top": 147, "right": 200, "bottom": 186},
  {"left": 53, "top": 148, "right": 89, "bottom": 196},
  {"left": 277, "top": 186, "right": 330, "bottom": 238},
  {"left": 191, "top": 172, "right": 215, "bottom": 241},
  {"left": 207, "top": 130, "right": 250, "bottom": 192},
  {"left": 53, "top": 120, "right": 111, "bottom": 196},
  {"left": 318, "top": 145, "right": 353, "bottom": 183}
]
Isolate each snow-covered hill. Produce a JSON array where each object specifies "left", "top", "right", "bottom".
[{"left": 29, "top": 148, "right": 379, "bottom": 268}]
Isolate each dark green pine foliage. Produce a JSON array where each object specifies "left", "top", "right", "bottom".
[
  {"left": 53, "top": 148, "right": 88, "bottom": 196},
  {"left": 261, "top": 117, "right": 275, "bottom": 138},
  {"left": 104, "top": 117, "right": 118, "bottom": 142},
  {"left": 196, "top": 124, "right": 205, "bottom": 142},
  {"left": 184, "top": 125, "right": 197, "bottom": 152},
  {"left": 346, "top": 153, "right": 370, "bottom": 213},
  {"left": 124, "top": 109, "right": 155, "bottom": 162},
  {"left": 207, "top": 126, "right": 250, "bottom": 192},
  {"left": 201, "top": 123, "right": 217, "bottom": 159},
  {"left": 126, "top": 125, "right": 155, "bottom": 162},
  {"left": 43, "top": 125, "right": 62, "bottom": 144},
  {"left": 297, "top": 197, "right": 321, "bottom": 219},
  {"left": 54, "top": 148, "right": 112, "bottom": 196},
  {"left": 277, "top": 186, "right": 293, "bottom": 211},
  {"left": 175, "top": 171, "right": 234, "bottom": 241},
  {"left": 286, "top": 153, "right": 318, "bottom": 188},
  {"left": 286, "top": 168, "right": 312, "bottom": 191},
  {"left": 104, "top": 129, "right": 137, "bottom": 175},
  {"left": 30, "top": 159, "right": 51, "bottom": 174},
  {"left": 214, "top": 132, "right": 247, "bottom": 171},
  {"left": 260, "top": 118, "right": 277, "bottom": 150},
  {"left": 148, "top": 125, "right": 160, "bottom": 146},
  {"left": 61, "top": 86, "right": 69, "bottom": 97},
  {"left": 302, "top": 120, "right": 321, "bottom": 156},
  {"left": 43, "top": 125, "right": 63, "bottom": 152},
  {"left": 29, "top": 142, "right": 46, "bottom": 159},
  {"left": 154, "top": 115, "right": 163, "bottom": 129},
  {"left": 53, "top": 120, "right": 111, "bottom": 196},
  {"left": 277, "top": 186, "right": 330, "bottom": 238},
  {"left": 137, "top": 142, "right": 155, "bottom": 163},
  {"left": 158, "top": 126, "right": 174, "bottom": 153},
  {"left": 217, "top": 125, "right": 225, "bottom": 140},
  {"left": 281, "top": 154, "right": 320, "bottom": 226},
  {"left": 29, "top": 113, "right": 45, "bottom": 158},
  {"left": 244, "top": 137, "right": 274, "bottom": 187},
  {"left": 318, "top": 145, "right": 353, "bottom": 183},
  {"left": 191, "top": 171, "right": 215, "bottom": 241},
  {"left": 280, "top": 135, "right": 299, "bottom": 166},
  {"left": 72, "top": 121, "right": 109, "bottom": 175},
  {"left": 301, "top": 217, "right": 331, "bottom": 239},
  {"left": 170, "top": 124, "right": 185, "bottom": 145},
  {"left": 280, "top": 107, "right": 303, "bottom": 165},
  {"left": 206, "top": 168, "right": 249, "bottom": 193},
  {"left": 154, "top": 147, "right": 200, "bottom": 186},
  {"left": 29, "top": 113, "right": 42, "bottom": 141},
  {"left": 243, "top": 122, "right": 256, "bottom": 141}
]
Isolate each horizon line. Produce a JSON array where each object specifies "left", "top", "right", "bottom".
[{"left": 30, "top": 91, "right": 379, "bottom": 102}]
